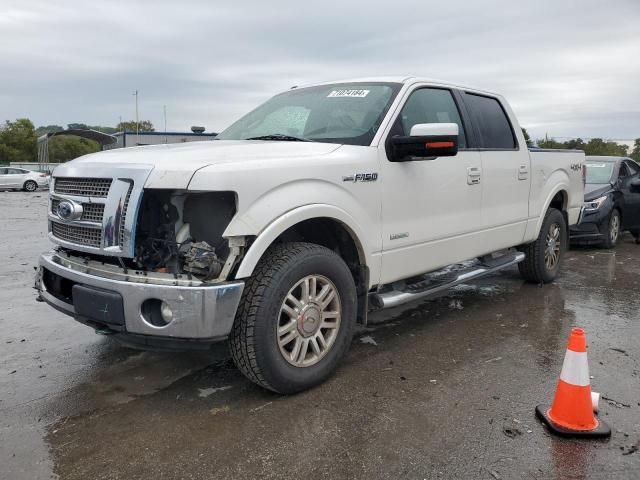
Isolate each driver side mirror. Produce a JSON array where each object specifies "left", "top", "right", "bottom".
[
  {"left": 630, "top": 178, "right": 640, "bottom": 193},
  {"left": 388, "top": 123, "right": 459, "bottom": 162}
]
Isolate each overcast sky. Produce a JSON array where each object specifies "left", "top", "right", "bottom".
[{"left": 1, "top": 0, "right": 639, "bottom": 141}]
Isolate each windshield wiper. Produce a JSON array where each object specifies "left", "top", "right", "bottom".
[{"left": 245, "top": 134, "right": 310, "bottom": 142}]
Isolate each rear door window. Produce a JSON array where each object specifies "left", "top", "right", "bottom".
[
  {"left": 619, "top": 163, "right": 631, "bottom": 179},
  {"left": 624, "top": 160, "right": 639, "bottom": 175},
  {"left": 464, "top": 93, "right": 516, "bottom": 149}
]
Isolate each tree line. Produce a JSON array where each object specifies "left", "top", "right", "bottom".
[
  {"left": 0, "top": 118, "right": 154, "bottom": 164},
  {"left": 521, "top": 128, "right": 639, "bottom": 159}
]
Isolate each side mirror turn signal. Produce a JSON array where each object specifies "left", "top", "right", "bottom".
[{"left": 388, "top": 123, "right": 459, "bottom": 162}]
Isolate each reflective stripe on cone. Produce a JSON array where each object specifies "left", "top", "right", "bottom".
[{"left": 535, "top": 327, "right": 611, "bottom": 437}]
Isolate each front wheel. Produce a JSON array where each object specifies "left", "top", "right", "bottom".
[
  {"left": 518, "top": 208, "right": 567, "bottom": 284},
  {"left": 229, "top": 242, "right": 357, "bottom": 394},
  {"left": 601, "top": 209, "right": 621, "bottom": 249},
  {"left": 23, "top": 180, "right": 38, "bottom": 192}
]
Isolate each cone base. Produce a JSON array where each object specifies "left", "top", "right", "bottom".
[{"left": 536, "top": 405, "right": 611, "bottom": 438}]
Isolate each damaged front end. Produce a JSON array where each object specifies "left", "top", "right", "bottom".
[
  {"left": 132, "top": 189, "right": 244, "bottom": 282},
  {"left": 38, "top": 186, "right": 247, "bottom": 343},
  {"left": 49, "top": 189, "right": 247, "bottom": 285}
]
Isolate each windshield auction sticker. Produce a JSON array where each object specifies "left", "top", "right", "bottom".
[{"left": 327, "top": 89, "right": 370, "bottom": 98}]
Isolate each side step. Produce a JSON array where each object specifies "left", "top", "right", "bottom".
[{"left": 369, "top": 251, "right": 525, "bottom": 309}]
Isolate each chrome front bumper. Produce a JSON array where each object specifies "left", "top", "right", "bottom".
[{"left": 36, "top": 252, "right": 244, "bottom": 341}]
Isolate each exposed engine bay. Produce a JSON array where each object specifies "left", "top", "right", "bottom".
[{"left": 133, "top": 190, "right": 237, "bottom": 280}]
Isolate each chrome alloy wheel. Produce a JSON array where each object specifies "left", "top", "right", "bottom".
[
  {"left": 277, "top": 274, "right": 342, "bottom": 367},
  {"left": 609, "top": 214, "right": 620, "bottom": 244},
  {"left": 545, "top": 222, "right": 561, "bottom": 270}
]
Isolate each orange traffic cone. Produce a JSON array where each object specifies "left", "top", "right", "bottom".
[{"left": 536, "top": 328, "right": 611, "bottom": 438}]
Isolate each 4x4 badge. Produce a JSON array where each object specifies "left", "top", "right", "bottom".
[{"left": 342, "top": 172, "right": 378, "bottom": 183}]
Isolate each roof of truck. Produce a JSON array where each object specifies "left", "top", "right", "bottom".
[{"left": 293, "top": 76, "right": 497, "bottom": 96}]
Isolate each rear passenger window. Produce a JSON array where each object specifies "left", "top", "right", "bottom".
[
  {"left": 464, "top": 93, "right": 516, "bottom": 149},
  {"left": 395, "top": 88, "right": 467, "bottom": 148},
  {"left": 625, "top": 161, "right": 639, "bottom": 175},
  {"left": 619, "top": 164, "right": 630, "bottom": 178}
]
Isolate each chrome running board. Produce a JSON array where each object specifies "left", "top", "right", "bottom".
[{"left": 369, "top": 251, "right": 525, "bottom": 309}]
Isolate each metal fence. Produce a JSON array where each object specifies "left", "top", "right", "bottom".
[{"left": 10, "top": 162, "right": 60, "bottom": 173}]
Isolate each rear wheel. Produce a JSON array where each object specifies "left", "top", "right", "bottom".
[
  {"left": 630, "top": 229, "right": 640, "bottom": 245},
  {"left": 23, "top": 180, "right": 37, "bottom": 192},
  {"left": 601, "top": 210, "right": 620, "bottom": 249},
  {"left": 518, "top": 208, "right": 567, "bottom": 284},
  {"left": 229, "top": 242, "right": 357, "bottom": 394}
]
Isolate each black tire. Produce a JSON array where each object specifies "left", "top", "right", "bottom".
[
  {"left": 23, "top": 180, "right": 38, "bottom": 192},
  {"left": 601, "top": 209, "right": 621, "bottom": 249},
  {"left": 229, "top": 242, "right": 357, "bottom": 394},
  {"left": 631, "top": 229, "right": 640, "bottom": 245},
  {"left": 518, "top": 208, "right": 567, "bottom": 284}
]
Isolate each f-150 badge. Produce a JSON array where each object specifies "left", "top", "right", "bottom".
[
  {"left": 343, "top": 173, "right": 378, "bottom": 183},
  {"left": 570, "top": 163, "right": 582, "bottom": 171}
]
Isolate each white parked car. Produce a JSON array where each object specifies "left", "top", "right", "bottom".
[
  {"left": 0, "top": 167, "right": 49, "bottom": 192},
  {"left": 36, "top": 77, "right": 585, "bottom": 393}
]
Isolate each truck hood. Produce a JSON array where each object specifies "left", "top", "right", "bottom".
[{"left": 58, "top": 140, "right": 342, "bottom": 188}]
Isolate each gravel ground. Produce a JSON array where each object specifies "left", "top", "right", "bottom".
[{"left": 1, "top": 191, "right": 639, "bottom": 479}]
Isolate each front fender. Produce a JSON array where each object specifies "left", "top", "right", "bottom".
[{"left": 233, "top": 204, "right": 376, "bottom": 280}]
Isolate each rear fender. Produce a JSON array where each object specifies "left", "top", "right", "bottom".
[{"left": 527, "top": 170, "right": 570, "bottom": 239}]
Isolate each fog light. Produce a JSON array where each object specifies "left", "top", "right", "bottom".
[
  {"left": 141, "top": 298, "right": 173, "bottom": 327},
  {"left": 160, "top": 301, "right": 173, "bottom": 323}
]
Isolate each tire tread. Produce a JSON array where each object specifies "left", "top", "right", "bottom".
[
  {"left": 518, "top": 208, "right": 565, "bottom": 284},
  {"left": 229, "top": 242, "right": 346, "bottom": 392}
]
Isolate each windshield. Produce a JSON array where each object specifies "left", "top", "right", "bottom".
[
  {"left": 585, "top": 162, "right": 616, "bottom": 184},
  {"left": 215, "top": 83, "right": 401, "bottom": 146}
]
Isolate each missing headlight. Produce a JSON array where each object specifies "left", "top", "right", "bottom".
[{"left": 134, "top": 190, "right": 237, "bottom": 280}]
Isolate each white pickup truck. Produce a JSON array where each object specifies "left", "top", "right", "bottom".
[{"left": 36, "top": 77, "right": 585, "bottom": 393}]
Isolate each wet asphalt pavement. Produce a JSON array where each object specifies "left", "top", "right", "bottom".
[{"left": 1, "top": 191, "right": 639, "bottom": 479}]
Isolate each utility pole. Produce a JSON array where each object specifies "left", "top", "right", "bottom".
[
  {"left": 163, "top": 105, "right": 167, "bottom": 144},
  {"left": 133, "top": 89, "right": 139, "bottom": 145}
]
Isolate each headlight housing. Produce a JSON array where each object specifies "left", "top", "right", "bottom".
[{"left": 583, "top": 195, "right": 608, "bottom": 211}]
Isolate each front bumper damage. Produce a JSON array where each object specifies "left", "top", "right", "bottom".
[
  {"left": 569, "top": 206, "right": 609, "bottom": 244},
  {"left": 35, "top": 252, "right": 244, "bottom": 349}
]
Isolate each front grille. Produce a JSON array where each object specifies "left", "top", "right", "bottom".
[
  {"left": 82, "top": 203, "right": 105, "bottom": 223},
  {"left": 51, "top": 222, "right": 102, "bottom": 248},
  {"left": 51, "top": 199, "right": 105, "bottom": 223},
  {"left": 47, "top": 167, "right": 148, "bottom": 257},
  {"left": 54, "top": 177, "right": 112, "bottom": 197}
]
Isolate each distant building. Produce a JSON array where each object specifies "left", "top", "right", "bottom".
[{"left": 105, "top": 128, "right": 217, "bottom": 149}]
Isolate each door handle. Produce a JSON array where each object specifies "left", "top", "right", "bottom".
[
  {"left": 518, "top": 165, "right": 529, "bottom": 180},
  {"left": 467, "top": 167, "right": 481, "bottom": 185}
]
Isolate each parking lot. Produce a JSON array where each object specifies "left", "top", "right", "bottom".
[{"left": 1, "top": 190, "right": 638, "bottom": 479}]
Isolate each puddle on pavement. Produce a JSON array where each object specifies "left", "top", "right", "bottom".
[{"left": 2, "top": 193, "right": 638, "bottom": 480}]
